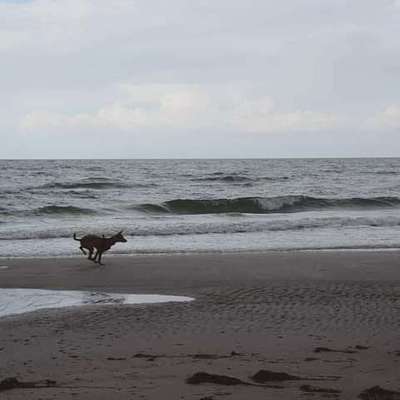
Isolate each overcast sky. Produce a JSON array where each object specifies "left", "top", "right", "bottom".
[{"left": 1, "top": 0, "right": 400, "bottom": 158}]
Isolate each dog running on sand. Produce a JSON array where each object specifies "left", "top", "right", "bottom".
[{"left": 73, "top": 231, "right": 127, "bottom": 265}]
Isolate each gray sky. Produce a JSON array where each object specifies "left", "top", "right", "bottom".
[{"left": 1, "top": 0, "right": 400, "bottom": 158}]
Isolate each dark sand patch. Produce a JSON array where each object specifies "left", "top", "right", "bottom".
[
  {"left": 0, "top": 377, "right": 56, "bottom": 392},
  {"left": 251, "top": 370, "right": 302, "bottom": 383},
  {"left": 250, "top": 369, "right": 339, "bottom": 384},
  {"left": 300, "top": 384, "right": 341, "bottom": 394},
  {"left": 314, "top": 346, "right": 357, "bottom": 354},
  {"left": 186, "top": 372, "right": 251, "bottom": 386},
  {"left": 358, "top": 386, "right": 400, "bottom": 400},
  {"left": 355, "top": 345, "right": 370, "bottom": 350}
]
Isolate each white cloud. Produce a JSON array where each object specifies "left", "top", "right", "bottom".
[
  {"left": 368, "top": 104, "right": 400, "bottom": 129},
  {"left": 235, "top": 110, "right": 337, "bottom": 133},
  {"left": 19, "top": 84, "right": 338, "bottom": 134}
]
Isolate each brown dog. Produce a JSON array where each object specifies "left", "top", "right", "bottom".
[{"left": 73, "top": 231, "right": 127, "bottom": 264}]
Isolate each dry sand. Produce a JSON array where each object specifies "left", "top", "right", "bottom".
[{"left": 0, "top": 251, "right": 400, "bottom": 399}]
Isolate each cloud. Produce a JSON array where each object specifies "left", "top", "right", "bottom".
[
  {"left": 19, "top": 84, "right": 338, "bottom": 134},
  {"left": 368, "top": 104, "right": 400, "bottom": 129},
  {"left": 235, "top": 110, "right": 337, "bottom": 133},
  {"left": 1, "top": 0, "right": 400, "bottom": 157}
]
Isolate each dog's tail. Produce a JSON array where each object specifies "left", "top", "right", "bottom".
[{"left": 73, "top": 233, "right": 81, "bottom": 241}]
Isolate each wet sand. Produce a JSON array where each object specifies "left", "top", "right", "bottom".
[{"left": 0, "top": 251, "right": 400, "bottom": 399}]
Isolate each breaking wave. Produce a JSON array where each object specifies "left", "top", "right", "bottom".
[
  {"left": 3, "top": 214, "right": 400, "bottom": 241},
  {"left": 134, "top": 196, "right": 400, "bottom": 215}
]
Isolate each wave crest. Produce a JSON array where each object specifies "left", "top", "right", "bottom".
[{"left": 134, "top": 196, "right": 400, "bottom": 215}]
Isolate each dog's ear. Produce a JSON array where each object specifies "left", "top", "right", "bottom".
[{"left": 118, "top": 230, "right": 123, "bottom": 235}]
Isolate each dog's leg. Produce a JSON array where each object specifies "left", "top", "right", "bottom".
[
  {"left": 93, "top": 250, "right": 99, "bottom": 263},
  {"left": 98, "top": 252, "right": 104, "bottom": 265},
  {"left": 86, "top": 247, "right": 95, "bottom": 261},
  {"left": 79, "top": 246, "right": 87, "bottom": 255}
]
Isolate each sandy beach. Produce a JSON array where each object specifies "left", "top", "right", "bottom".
[{"left": 1, "top": 251, "right": 400, "bottom": 399}]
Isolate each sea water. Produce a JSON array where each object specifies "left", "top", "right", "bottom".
[{"left": 1, "top": 158, "right": 400, "bottom": 257}]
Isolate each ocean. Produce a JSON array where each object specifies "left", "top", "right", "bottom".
[{"left": 1, "top": 158, "right": 400, "bottom": 257}]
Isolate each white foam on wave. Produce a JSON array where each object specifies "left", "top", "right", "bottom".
[{"left": 0, "top": 288, "right": 193, "bottom": 318}]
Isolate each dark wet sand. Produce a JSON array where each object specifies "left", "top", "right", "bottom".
[{"left": 0, "top": 251, "right": 400, "bottom": 399}]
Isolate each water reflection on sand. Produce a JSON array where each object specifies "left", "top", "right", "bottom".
[{"left": 0, "top": 288, "right": 193, "bottom": 318}]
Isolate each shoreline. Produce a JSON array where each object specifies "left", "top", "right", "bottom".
[
  {"left": 1, "top": 251, "right": 400, "bottom": 399},
  {"left": 2, "top": 250, "right": 400, "bottom": 288},
  {"left": 1, "top": 244, "right": 400, "bottom": 261}
]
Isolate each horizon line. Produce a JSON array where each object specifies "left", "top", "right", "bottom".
[{"left": 1, "top": 156, "right": 400, "bottom": 161}]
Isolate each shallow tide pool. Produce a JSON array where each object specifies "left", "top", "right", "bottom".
[{"left": 0, "top": 288, "right": 193, "bottom": 318}]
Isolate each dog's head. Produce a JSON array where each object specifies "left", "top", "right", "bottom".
[{"left": 114, "top": 230, "right": 127, "bottom": 243}]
